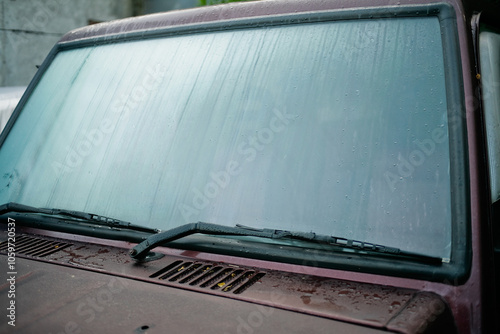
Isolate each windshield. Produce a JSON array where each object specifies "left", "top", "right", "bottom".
[{"left": 0, "top": 16, "right": 452, "bottom": 259}]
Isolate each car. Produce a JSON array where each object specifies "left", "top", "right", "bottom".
[
  {"left": 0, "top": 87, "right": 26, "bottom": 133},
  {"left": 0, "top": 0, "right": 498, "bottom": 333}
]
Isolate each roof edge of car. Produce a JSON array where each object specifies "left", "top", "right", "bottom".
[{"left": 58, "top": 0, "right": 466, "bottom": 44}]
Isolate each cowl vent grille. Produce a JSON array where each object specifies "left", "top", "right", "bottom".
[
  {"left": 0, "top": 235, "right": 72, "bottom": 257},
  {"left": 150, "top": 260, "right": 265, "bottom": 294}
]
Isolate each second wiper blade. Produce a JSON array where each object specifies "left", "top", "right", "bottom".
[
  {"left": 0, "top": 202, "right": 158, "bottom": 233},
  {"left": 129, "top": 221, "right": 443, "bottom": 264},
  {"left": 237, "top": 225, "right": 444, "bottom": 264}
]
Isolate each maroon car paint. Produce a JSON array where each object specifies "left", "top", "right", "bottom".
[{"left": 1, "top": 0, "right": 498, "bottom": 333}]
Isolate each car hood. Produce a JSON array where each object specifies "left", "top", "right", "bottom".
[{"left": 0, "top": 230, "right": 455, "bottom": 333}]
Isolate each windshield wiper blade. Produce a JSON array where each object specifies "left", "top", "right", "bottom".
[
  {"left": 0, "top": 202, "right": 158, "bottom": 234},
  {"left": 129, "top": 222, "right": 443, "bottom": 264}
]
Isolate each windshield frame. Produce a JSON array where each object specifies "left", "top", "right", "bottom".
[{"left": 0, "top": 3, "right": 470, "bottom": 284}]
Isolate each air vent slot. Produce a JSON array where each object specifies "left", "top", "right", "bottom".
[
  {"left": 150, "top": 261, "right": 265, "bottom": 294},
  {"left": 0, "top": 235, "right": 72, "bottom": 257}
]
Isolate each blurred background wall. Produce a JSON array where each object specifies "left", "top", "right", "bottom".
[{"left": 0, "top": 0, "right": 198, "bottom": 87}]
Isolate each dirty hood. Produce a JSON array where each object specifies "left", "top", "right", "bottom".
[{"left": 0, "top": 231, "right": 455, "bottom": 333}]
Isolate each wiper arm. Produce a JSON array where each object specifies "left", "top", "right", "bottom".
[
  {"left": 129, "top": 222, "right": 283, "bottom": 260},
  {"left": 0, "top": 202, "right": 158, "bottom": 234},
  {"left": 129, "top": 222, "right": 443, "bottom": 264}
]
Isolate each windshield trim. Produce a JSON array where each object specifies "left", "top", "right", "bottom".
[
  {"left": 0, "top": 3, "right": 470, "bottom": 284},
  {"left": 55, "top": 4, "right": 454, "bottom": 52}
]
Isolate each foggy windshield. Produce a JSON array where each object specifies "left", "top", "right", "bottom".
[{"left": 0, "top": 16, "right": 452, "bottom": 258}]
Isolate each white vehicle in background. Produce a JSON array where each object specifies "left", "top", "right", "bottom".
[{"left": 0, "top": 86, "right": 25, "bottom": 133}]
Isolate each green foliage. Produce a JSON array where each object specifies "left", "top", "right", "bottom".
[{"left": 198, "top": 0, "right": 253, "bottom": 6}]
